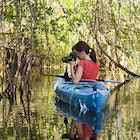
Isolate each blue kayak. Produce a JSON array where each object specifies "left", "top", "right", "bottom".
[
  {"left": 54, "top": 98, "right": 109, "bottom": 133},
  {"left": 53, "top": 77, "right": 110, "bottom": 112}
]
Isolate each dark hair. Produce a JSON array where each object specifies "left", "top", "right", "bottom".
[{"left": 72, "top": 41, "right": 97, "bottom": 63}]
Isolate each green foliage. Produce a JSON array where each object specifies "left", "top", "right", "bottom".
[{"left": 0, "top": 0, "right": 140, "bottom": 73}]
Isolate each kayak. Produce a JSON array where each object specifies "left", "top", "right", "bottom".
[
  {"left": 54, "top": 98, "right": 109, "bottom": 133},
  {"left": 53, "top": 76, "right": 110, "bottom": 112}
]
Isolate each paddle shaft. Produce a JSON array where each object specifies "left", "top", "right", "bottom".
[{"left": 42, "top": 74, "right": 121, "bottom": 83}]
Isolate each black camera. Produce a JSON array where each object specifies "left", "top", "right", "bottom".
[{"left": 62, "top": 52, "right": 77, "bottom": 63}]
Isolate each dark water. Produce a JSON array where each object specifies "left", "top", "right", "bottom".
[{"left": 0, "top": 75, "right": 140, "bottom": 140}]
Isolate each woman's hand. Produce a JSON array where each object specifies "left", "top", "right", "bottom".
[
  {"left": 68, "top": 59, "right": 83, "bottom": 84},
  {"left": 68, "top": 59, "right": 75, "bottom": 68}
]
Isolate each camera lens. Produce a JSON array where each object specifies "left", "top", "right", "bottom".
[
  {"left": 62, "top": 56, "right": 73, "bottom": 63},
  {"left": 62, "top": 52, "right": 77, "bottom": 63}
]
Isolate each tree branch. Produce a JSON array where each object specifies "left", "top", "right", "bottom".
[{"left": 95, "top": 32, "right": 140, "bottom": 77}]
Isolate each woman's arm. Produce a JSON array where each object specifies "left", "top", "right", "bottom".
[{"left": 69, "top": 60, "right": 83, "bottom": 84}]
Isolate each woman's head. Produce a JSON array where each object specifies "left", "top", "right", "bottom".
[{"left": 72, "top": 41, "right": 97, "bottom": 62}]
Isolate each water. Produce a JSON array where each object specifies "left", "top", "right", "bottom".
[{"left": 0, "top": 75, "right": 140, "bottom": 140}]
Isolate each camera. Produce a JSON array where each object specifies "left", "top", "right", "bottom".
[{"left": 62, "top": 52, "right": 77, "bottom": 63}]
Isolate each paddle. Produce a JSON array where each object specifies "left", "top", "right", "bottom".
[{"left": 42, "top": 74, "right": 121, "bottom": 83}]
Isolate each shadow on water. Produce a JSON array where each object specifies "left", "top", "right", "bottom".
[{"left": 0, "top": 74, "right": 140, "bottom": 139}]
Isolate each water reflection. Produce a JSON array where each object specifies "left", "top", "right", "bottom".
[
  {"left": 54, "top": 98, "right": 109, "bottom": 139},
  {"left": 100, "top": 77, "right": 140, "bottom": 139},
  {"left": 0, "top": 75, "right": 140, "bottom": 139}
]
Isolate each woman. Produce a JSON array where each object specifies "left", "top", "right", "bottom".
[
  {"left": 68, "top": 41, "right": 100, "bottom": 140},
  {"left": 69, "top": 41, "right": 99, "bottom": 84}
]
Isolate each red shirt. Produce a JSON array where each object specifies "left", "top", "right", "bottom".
[
  {"left": 78, "top": 124, "right": 93, "bottom": 137},
  {"left": 76, "top": 60, "right": 100, "bottom": 80}
]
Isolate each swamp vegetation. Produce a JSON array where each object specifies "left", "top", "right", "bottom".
[{"left": 0, "top": 0, "right": 140, "bottom": 139}]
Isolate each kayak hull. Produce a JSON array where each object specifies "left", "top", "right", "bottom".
[{"left": 53, "top": 78, "right": 110, "bottom": 112}]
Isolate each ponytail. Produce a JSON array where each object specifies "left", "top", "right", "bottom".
[{"left": 89, "top": 48, "right": 97, "bottom": 63}]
